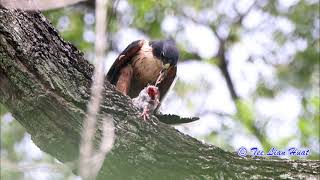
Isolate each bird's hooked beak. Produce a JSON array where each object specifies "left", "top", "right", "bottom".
[
  {"left": 162, "top": 63, "right": 171, "bottom": 75},
  {"left": 163, "top": 63, "right": 170, "bottom": 69}
]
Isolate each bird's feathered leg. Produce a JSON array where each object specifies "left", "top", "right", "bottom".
[{"left": 115, "top": 65, "right": 133, "bottom": 95}]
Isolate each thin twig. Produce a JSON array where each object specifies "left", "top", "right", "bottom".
[
  {"left": 90, "top": 116, "right": 115, "bottom": 179},
  {"left": 232, "top": 0, "right": 258, "bottom": 25},
  {"left": 79, "top": 0, "right": 110, "bottom": 179}
]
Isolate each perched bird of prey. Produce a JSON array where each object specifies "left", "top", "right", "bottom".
[
  {"left": 107, "top": 39, "right": 179, "bottom": 102},
  {"left": 108, "top": 39, "right": 200, "bottom": 124},
  {"left": 132, "top": 85, "right": 160, "bottom": 121}
]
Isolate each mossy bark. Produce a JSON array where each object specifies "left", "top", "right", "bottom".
[{"left": 0, "top": 9, "right": 319, "bottom": 180}]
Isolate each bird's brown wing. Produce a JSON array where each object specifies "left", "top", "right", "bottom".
[
  {"left": 158, "top": 66, "right": 177, "bottom": 101},
  {"left": 107, "top": 40, "right": 144, "bottom": 84},
  {"left": 115, "top": 64, "right": 133, "bottom": 95}
]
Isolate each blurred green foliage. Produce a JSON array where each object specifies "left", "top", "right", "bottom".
[
  {"left": 0, "top": 103, "right": 7, "bottom": 117},
  {"left": 44, "top": 8, "right": 94, "bottom": 53},
  {"left": 1, "top": 106, "right": 77, "bottom": 179},
  {"left": 236, "top": 100, "right": 254, "bottom": 130},
  {"left": 1, "top": 107, "right": 25, "bottom": 180}
]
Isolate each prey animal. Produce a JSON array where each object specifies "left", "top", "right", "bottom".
[
  {"left": 132, "top": 85, "right": 160, "bottom": 120},
  {"left": 107, "top": 39, "right": 179, "bottom": 101}
]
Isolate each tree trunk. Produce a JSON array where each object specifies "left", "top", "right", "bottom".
[{"left": 0, "top": 9, "right": 319, "bottom": 180}]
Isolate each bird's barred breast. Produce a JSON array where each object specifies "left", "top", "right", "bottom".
[{"left": 129, "top": 40, "right": 163, "bottom": 97}]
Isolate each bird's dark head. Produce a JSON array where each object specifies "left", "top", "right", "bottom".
[{"left": 150, "top": 39, "right": 179, "bottom": 67}]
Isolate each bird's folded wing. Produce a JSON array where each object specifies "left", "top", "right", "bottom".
[
  {"left": 107, "top": 40, "right": 144, "bottom": 84},
  {"left": 158, "top": 66, "right": 177, "bottom": 101}
]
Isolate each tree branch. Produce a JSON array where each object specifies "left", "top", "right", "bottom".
[
  {"left": 216, "top": 39, "right": 239, "bottom": 101},
  {"left": 0, "top": 9, "right": 319, "bottom": 179}
]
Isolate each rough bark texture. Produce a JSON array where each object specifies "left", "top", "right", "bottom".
[{"left": 0, "top": 9, "right": 319, "bottom": 180}]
